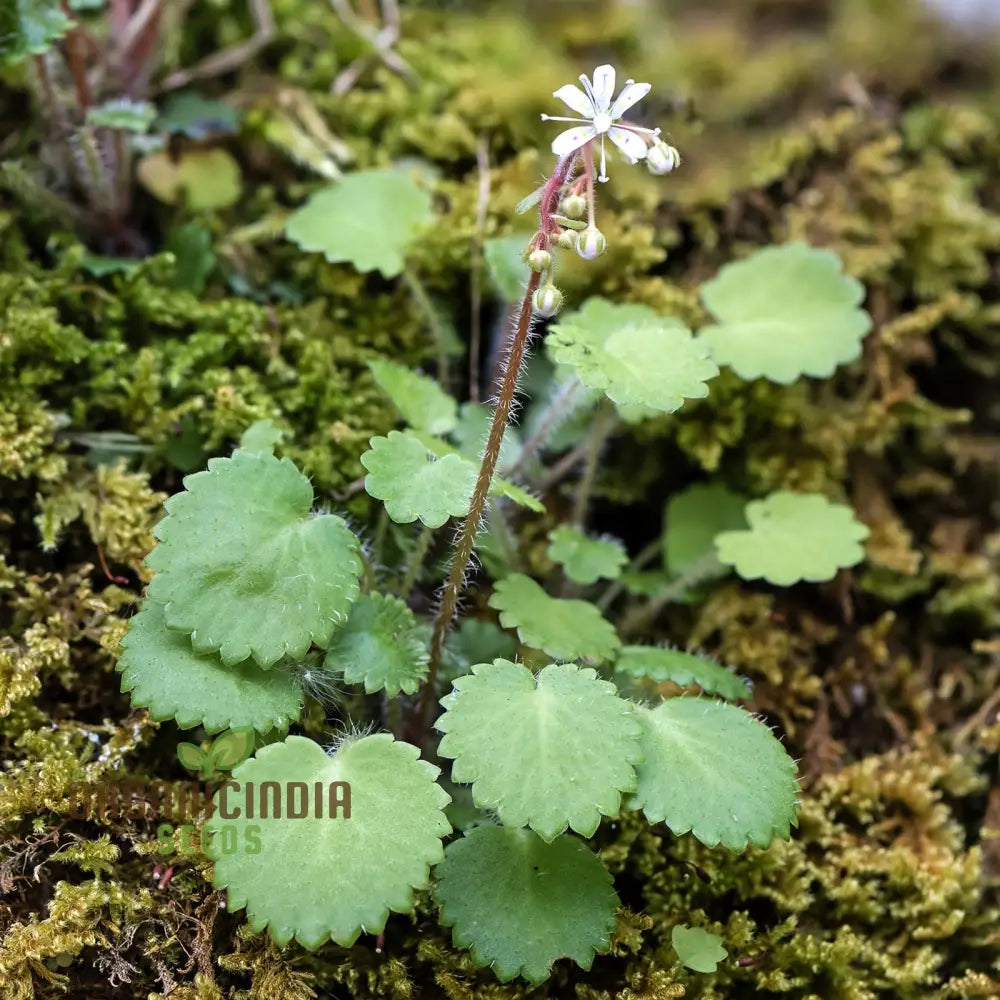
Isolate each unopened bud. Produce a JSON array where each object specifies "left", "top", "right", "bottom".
[
  {"left": 559, "top": 193, "right": 586, "bottom": 218},
  {"left": 528, "top": 249, "right": 552, "bottom": 273},
  {"left": 532, "top": 283, "right": 563, "bottom": 318},
  {"left": 556, "top": 229, "right": 577, "bottom": 250},
  {"left": 647, "top": 139, "right": 680, "bottom": 175},
  {"left": 576, "top": 226, "right": 606, "bottom": 260}
]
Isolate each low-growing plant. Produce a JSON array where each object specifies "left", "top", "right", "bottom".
[{"left": 115, "top": 63, "right": 874, "bottom": 983}]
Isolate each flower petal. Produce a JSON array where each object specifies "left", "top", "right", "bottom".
[
  {"left": 610, "top": 81, "right": 651, "bottom": 119},
  {"left": 551, "top": 125, "right": 597, "bottom": 156},
  {"left": 553, "top": 84, "right": 595, "bottom": 117},
  {"left": 590, "top": 65, "right": 616, "bottom": 112},
  {"left": 608, "top": 126, "right": 648, "bottom": 162}
]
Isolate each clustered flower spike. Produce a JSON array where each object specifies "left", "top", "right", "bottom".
[{"left": 527, "top": 64, "right": 680, "bottom": 318}]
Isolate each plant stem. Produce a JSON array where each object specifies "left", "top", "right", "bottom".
[
  {"left": 506, "top": 374, "right": 582, "bottom": 478},
  {"left": 399, "top": 524, "right": 433, "bottom": 598},
  {"left": 618, "top": 551, "right": 723, "bottom": 638},
  {"left": 571, "top": 398, "right": 614, "bottom": 528},
  {"left": 417, "top": 153, "right": 577, "bottom": 739},
  {"left": 468, "top": 133, "right": 491, "bottom": 403},
  {"left": 403, "top": 268, "right": 450, "bottom": 391},
  {"left": 596, "top": 537, "right": 662, "bottom": 612}
]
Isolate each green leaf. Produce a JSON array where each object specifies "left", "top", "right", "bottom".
[
  {"left": 699, "top": 242, "right": 872, "bottom": 384},
  {"left": 614, "top": 646, "right": 751, "bottom": 702},
  {"left": 206, "top": 734, "right": 451, "bottom": 948},
  {"left": 284, "top": 169, "right": 434, "bottom": 278},
  {"left": 117, "top": 602, "right": 303, "bottom": 733},
  {"left": 714, "top": 491, "right": 869, "bottom": 586},
  {"left": 239, "top": 419, "right": 283, "bottom": 455},
  {"left": 412, "top": 430, "right": 542, "bottom": 513},
  {"left": 548, "top": 298, "right": 718, "bottom": 411},
  {"left": 158, "top": 91, "right": 240, "bottom": 138},
  {"left": 451, "top": 401, "right": 520, "bottom": 471},
  {"left": 441, "top": 618, "right": 518, "bottom": 681},
  {"left": 628, "top": 698, "right": 799, "bottom": 850},
  {"left": 488, "top": 574, "right": 620, "bottom": 663},
  {"left": 671, "top": 925, "right": 728, "bottom": 973},
  {"left": 209, "top": 727, "right": 257, "bottom": 769},
  {"left": 361, "top": 430, "right": 477, "bottom": 528},
  {"left": 437, "top": 660, "right": 641, "bottom": 841},
  {"left": 146, "top": 449, "right": 362, "bottom": 668},
  {"left": 138, "top": 149, "right": 242, "bottom": 210},
  {"left": 322, "top": 593, "right": 428, "bottom": 696},
  {"left": 547, "top": 526, "right": 626, "bottom": 585},
  {"left": 515, "top": 186, "right": 543, "bottom": 215},
  {"left": 176, "top": 742, "right": 208, "bottom": 774},
  {"left": 165, "top": 222, "right": 216, "bottom": 294},
  {"left": 0, "top": 0, "right": 73, "bottom": 66},
  {"left": 86, "top": 98, "right": 156, "bottom": 132},
  {"left": 483, "top": 234, "right": 530, "bottom": 301},
  {"left": 434, "top": 826, "right": 619, "bottom": 983},
  {"left": 368, "top": 359, "right": 458, "bottom": 435},
  {"left": 664, "top": 483, "right": 747, "bottom": 577}
]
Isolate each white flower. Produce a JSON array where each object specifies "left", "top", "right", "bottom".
[{"left": 541, "top": 64, "right": 659, "bottom": 181}]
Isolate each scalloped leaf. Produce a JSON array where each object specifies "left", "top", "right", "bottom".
[
  {"left": 87, "top": 99, "right": 156, "bottom": 132},
  {"left": 146, "top": 448, "right": 362, "bottom": 668},
  {"left": 437, "top": 660, "right": 641, "bottom": 841},
  {"left": 239, "top": 419, "right": 283, "bottom": 455},
  {"left": 434, "top": 826, "right": 619, "bottom": 983},
  {"left": 0, "top": 0, "right": 74, "bottom": 66},
  {"left": 671, "top": 925, "right": 728, "bottom": 973},
  {"left": 368, "top": 360, "right": 458, "bottom": 436},
  {"left": 117, "top": 602, "right": 303, "bottom": 732},
  {"left": 699, "top": 242, "right": 872, "bottom": 384},
  {"left": 628, "top": 698, "right": 799, "bottom": 850},
  {"left": 284, "top": 169, "right": 434, "bottom": 278},
  {"left": 488, "top": 574, "right": 620, "bottom": 663},
  {"left": 714, "top": 491, "right": 869, "bottom": 586},
  {"left": 663, "top": 482, "right": 747, "bottom": 578},
  {"left": 361, "top": 430, "right": 477, "bottom": 528},
  {"left": 548, "top": 298, "right": 718, "bottom": 411},
  {"left": 547, "top": 527, "right": 626, "bottom": 585},
  {"left": 321, "top": 593, "right": 428, "bottom": 696},
  {"left": 615, "top": 646, "right": 750, "bottom": 702},
  {"left": 205, "top": 734, "right": 451, "bottom": 949}
]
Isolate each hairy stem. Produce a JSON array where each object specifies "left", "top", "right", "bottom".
[{"left": 417, "top": 152, "right": 577, "bottom": 738}]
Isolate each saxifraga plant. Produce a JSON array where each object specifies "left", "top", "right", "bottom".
[{"left": 113, "top": 65, "right": 875, "bottom": 983}]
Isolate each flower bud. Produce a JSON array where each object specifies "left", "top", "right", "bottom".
[
  {"left": 532, "top": 283, "right": 563, "bottom": 318},
  {"left": 528, "top": 249, "right": 552, "bottom": 273},
  {"left": 646, "top": 139, "right": 680, "bottom": 175},
  {"left": 559, "top": 193, "right": 587, "bottom": 218},
  {"left": 576, "top": 226, "right": 607, "bottom": 260},
  {"left": 556, "top": 229, "right": 577, "bottom": 250}
]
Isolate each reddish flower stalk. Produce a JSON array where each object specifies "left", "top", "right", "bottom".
[{"left": 417, "top": 151, "right": 578, "bottom": 739}]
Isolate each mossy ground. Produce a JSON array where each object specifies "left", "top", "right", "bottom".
[{"left": 2, "top": 1, "right": 999, "bottom": 997}]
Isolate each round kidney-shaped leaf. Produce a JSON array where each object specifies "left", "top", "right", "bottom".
[
  {"left": 548, "top": 298, "right": 717, "bottom": 411},
  {"left": 671, "top": 925, "right": 728, "bottom": 973},
  {"left": 488, "top": 574, "right": 620, "bottom": 663},
  {"left": 146, "top": 449, "right": 362, "bottom": 668},
  {"left": 322, "top": 593, "right": 428, "bottom": 696},
  {"left": 434, "top": 826, "right": 619, "bottom": 984},
  {"left": 437, "top": 660, "right": 641, "bottom": 841},
  {"left": 663, "top": 482, "right": 747, "bottom": 578},
  {"left": 699, "top": 242, "right": 872, "bottom": 384},
  {"left": 361, "top": 430, "right": 477, "bottom": 528},
  {"left": 615, "top": 646, "right": 750, "bottom": 702},
  {"left": 547, "top": 526, "right": 626, "bottom": 585},
  {"left": 628, "top": 698, "right": 799, "bottom": 851},
  {"left": 285, "top": 169, "right": 434, "bottom": 278},
  {"left": 714, "top": 491, "right": 869, "bottom": 586},
  {"left": 205, "top": 734, "right": 451, "bottom": 949},
  {"left": 117, "top": 602, "right": 303, "bottom": 733}
]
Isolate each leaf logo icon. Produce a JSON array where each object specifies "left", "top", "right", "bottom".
[{"left": 177, "top": 728, "right": 256, "bottom": 778}]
